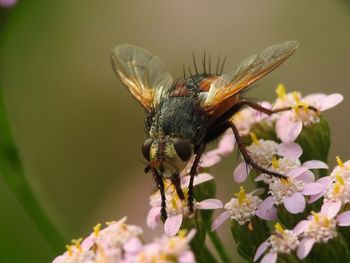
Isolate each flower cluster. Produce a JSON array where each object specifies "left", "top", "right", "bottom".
[
  {"left": 52, "top": 83, "right": 347, "bottom": 263},
  {"left": 53, "top": 217, "right": 196, "bottom": 263}
]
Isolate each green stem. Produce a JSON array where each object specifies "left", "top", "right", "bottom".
[
  {"left": 0, "top": 87, "right": 66, "bottom": 252},
  {"left": 208, "top": 230, "right": 232, "bottom": 263},
  {"left": 200, "top": 244, "right": 219, "bottom": 263}
]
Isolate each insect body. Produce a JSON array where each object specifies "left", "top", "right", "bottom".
[{"left": 111, "top": 41, "right": 299, "bottom": 220}]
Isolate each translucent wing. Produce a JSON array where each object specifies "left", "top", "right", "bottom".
[
  {"left": 202, "top": 41, "right": 299, "bottom": 110},
  {"left": 111, "top": 44, "right": 173, "bottom": 110}
]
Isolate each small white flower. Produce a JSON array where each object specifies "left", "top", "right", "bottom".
[
  {"left": 254, "top": 223, "right": 300, "bottom": 263},
  {"left": 211, "top": 187, "right": 263, "bottom": 230}
]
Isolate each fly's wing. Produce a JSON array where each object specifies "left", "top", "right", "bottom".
[
  {"left": 201, "top": 41, "right": 299, "bottom": 111},
  {"left": 111, "top": 44, "right": 173, "bottom": 110}
]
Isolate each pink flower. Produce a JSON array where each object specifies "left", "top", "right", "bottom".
[
  {"left": 211, "top": 187, "right": 263, "bottom": 231},
  {"left": 275, "top": 92, "right": 343, "bottom": 143},
  {"left": 254, "top": 223, "right": 300, "bottom": 263},
  {"left": 233, "top": 138, "right": 303, "bottom": 183},
  {"left": 147, "top": 173, "right": 223, "bottom": 236},
  {"left": 256, "top": 160, "right": 327, "bottom": 217},
  {"left": 295, "top": 201, "right": 350, "bottom": 259}
]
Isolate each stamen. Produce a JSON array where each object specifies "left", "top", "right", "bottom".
[
  {"left": 236, "top": 186, "right": 247, "bottom": 205},
  {"left": 292, "top": 91, "right": 301, "bottom": 104},
  {"left": 93, "top": 223, "right": 102, "bottom": 237},
  {"left": 336, "top": 156, "right": 344, "bottom": 167},
  {"left": 72, "top": 238, "right": 83, "bottom": 252},
  {"left": 250, "top": 132, "right": 259, "bottom": 145},
  {"left": 335, "top": 173, "right": 345, "bottom": 185},
  {"left": 65, "top": 245, "right": 73, "bottom": 256},
  {"left": 275, "top": 83, "right": 286, "bottom": 100},
  {"left": 274, "top": 223, "right": 285, "bottom": 234},
  {"left": 271, "top": 156, "right": 280, "bottom": 169}
]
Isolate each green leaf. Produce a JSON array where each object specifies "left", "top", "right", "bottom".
[
  {"left": 296, "top": 117, "right": 330, "bottom": 177},
  {"left": 231, "top": 217, "right": 270, "bottom": 262},
  {"left": 307, "top": 236, "right": 350, "bottom": 263},
  {"left": 182, "top": 215, "right": 206, "bottom": 255}
]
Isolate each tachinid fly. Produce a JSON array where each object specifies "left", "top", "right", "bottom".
[{"left": 111, "top": 41, "right": 306, "bottom": 220}]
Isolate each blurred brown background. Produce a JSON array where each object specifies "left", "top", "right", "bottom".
[{"left": 1, "top": 0, "right": 350, "bottom": 262}]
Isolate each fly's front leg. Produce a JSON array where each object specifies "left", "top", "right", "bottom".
[
  {"left": 152, "top": 168, "right": 168, "bottom": 221},
  {"left": 229, "top": 122, "right": 284, "bottom": 178},
  {"left": 187, "top": 144, "right": 206, "bottom": 213},
  {"left": 171, "top": 174, "right": 185, "bottom": 200}
]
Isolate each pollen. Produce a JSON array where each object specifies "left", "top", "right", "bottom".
[
  {"left": 276, "top": 83, "right": 286, "bottom": 100},
  {"left": 274, "top": 223, "right": 285, "bottom": 234},
  {"left": 72, "top": 238, "right": 83, "bottom": 252},
  {"left": 93, "top": 223, "right": 102, "bottom": 237},
  {"left": 271, "top": 156, "right": 280, "bottom": 169},
  {"left": 336, "top": 156, "right": 344, "bottom": 168},
  {"left": 236, "top": 186, "right": 247, "bottom": 205},
  {"left": 65, "top": 244, "right": 73, "bottom": 256},
  {"left": 292, "top": 91, "right": 301, "bottom": 104},
  {"left": 335, "top": 173, "right": 345, "bottom": 186},
  {"left": 250, "top": 132, "right": 259, "bottom": 145}
]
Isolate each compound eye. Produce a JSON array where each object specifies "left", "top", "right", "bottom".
[
  {"left": 142, "top": 138, "right": 153, "bottom": 161},
  {"left": 173, "top": 138, "right": 192, "bottom": 161}
]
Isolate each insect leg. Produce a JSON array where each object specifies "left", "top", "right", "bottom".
[
  {"left": 152, "top": 168, "right": 168, "bottom": 220},
  {"left": 171, "top": 174, "right": 185, "bottom": 200},
  {"left": 234, "top": 100, "right": 319, "bottom": 115},
  {"left": 229, "top": 122, "right": 285, "bottom": 178},
  {"left": 188, "top": 144, "right": 206, "bottom": 213}
]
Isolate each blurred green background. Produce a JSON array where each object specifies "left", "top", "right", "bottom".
[{"left": 1, "top": 0, "right": 350, "bottom": 262}]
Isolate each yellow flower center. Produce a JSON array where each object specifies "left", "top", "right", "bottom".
[
  {"left": 236, "top": 186, "right": 249, "bottom": 206},
  {"left": 312, "top": 211, "right": 330, "bottom": 227}
]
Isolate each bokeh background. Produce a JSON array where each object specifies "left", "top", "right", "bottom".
[{"left": 1, "top": 0, "right": 350, "bottom": 262}]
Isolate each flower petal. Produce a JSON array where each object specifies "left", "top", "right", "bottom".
[
  {"left": 337, "top": 211, "right": 350, "bottom": 226},
  {"left": 277, "top": 142, "right": 303, "bottom": 159},
  {"left": 179, "top": 251, "right": 196, "bottom": 263},
  {"left": 123, "top": 237, "right": 143, "bottom": 253},
  {"left": 297, "top": 238, "right": 315, "bottom": 259},
  {"left": 81, "top": 234, "right": 94, "bottom": 250},
  {"left": 303, "top": 160, "right": 328, "bottom": 170},
  {"left": 254, "top": 241, "right": 269, "bottom": 261},
  {"left": 284, "top": 192, "right": 305, "bottom": 214},
  {"left": 256, "top": 196, "right": 277, "bottom": 220},
  {"left": 293, "top": 220, "right": 309, "bottom": 235},
  {"left": 217, "top": 129, "right": 235, "bottom": 156},
  {"left": 197, "top": 199, "right": 223, "bottom": 209},
  {"left": 233, "top": 162, "right": 250, "bottom": 183},
  {"left": 147, "top": 207, "right": 161, "bottom": 229},
  {"left": 201, "top": 153, "right": 222, "bottom": 168},
  {"left": 321, "top": 201, "right": 341, "bottom": 219},
  {"left": 211, "top": 211, "right": 231, "bottom": 231},
  {"left": 276, "top": 114, "right": 302, "bottom": 143},
  {"left": 286, "top": 167, "right": 308, "bottom": 178},
  {"left": 261, "top": 252, "right": 277, "bottom": 263},
  {"left": 191, "top": 173, "right": 214, "bottom": 186},
  {"left": 319, "top": 93, "right": 343, "bottom": 111},
  {"left": 296, "top": 170, "right": 315, "bottom": 183},
  {"left": 302, "top": 183, "right": 324, "bottom": 195},
  {"left": 164, "top": 214, "right": 183, "bottom": 236}
]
